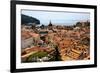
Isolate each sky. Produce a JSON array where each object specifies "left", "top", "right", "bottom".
[{"left": 21, "top": 10, "right": 90, "bottom": 25}]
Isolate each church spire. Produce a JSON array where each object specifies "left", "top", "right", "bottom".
[{"left": 48, "top": 20, "right": 52, "bottom": 26}]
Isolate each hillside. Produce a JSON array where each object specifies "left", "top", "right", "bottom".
[{"left": 21, "top": 14, "right": 40, "bottom": 25}]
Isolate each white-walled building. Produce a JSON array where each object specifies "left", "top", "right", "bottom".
[{"left": 21, "top": 31, "right": 33, "bottom": 49}]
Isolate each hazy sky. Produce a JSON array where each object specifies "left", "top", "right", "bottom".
[{"left": 21, "top": 10, "right": 90, "bottom": 25}]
